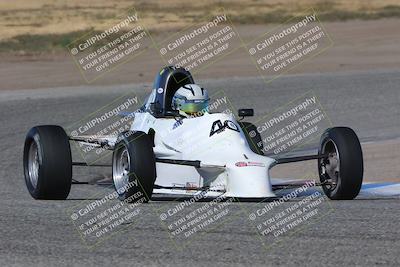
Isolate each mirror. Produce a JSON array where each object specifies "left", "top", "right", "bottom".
[{"left": 238, "top": 109, "right": 254, "bottom": 118}]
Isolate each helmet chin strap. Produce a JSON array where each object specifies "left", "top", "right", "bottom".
[{"left": 178, "top": 110, "right": 204, "bottom": 118}]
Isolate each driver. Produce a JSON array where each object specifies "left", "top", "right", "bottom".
[{"left": 172, "top": 84, "right": 210, "bottom": 117}]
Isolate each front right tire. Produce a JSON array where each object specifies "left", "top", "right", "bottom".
[
  {"left": 240, "top": 121, "right": 264, "bottom": 155},
  {"left": 23, "top": 125, "right": 72, "bottom": 200}
]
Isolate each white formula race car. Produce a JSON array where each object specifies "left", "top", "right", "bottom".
[{"left": 23, "top": 66, "right": 363, "bottom": 202}]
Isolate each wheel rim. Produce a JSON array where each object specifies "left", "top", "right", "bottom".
[
  {"left": 320, "top": 139, "right": 340, "bottom": 191},
  {"left": 113, "top": 145, "right": 131, "bottom": 194},
  {"left": 28, "top": 141, "right": 40, "bottom": 188}
]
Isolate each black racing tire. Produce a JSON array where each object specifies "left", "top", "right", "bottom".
[
  {"left": 240, "top": 121, "right": 264, "bottom": 155},
  {"left": 23, "top": 125, "right": 72, "bottom": 200},
  {"left": 112, "top": 131, "right": 156, "bottom": 203},
  {"left": 318, "top": 127, "right": 363, "bottom": 200}
]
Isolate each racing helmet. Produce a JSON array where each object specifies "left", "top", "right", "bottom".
[{"left": 172, "top": 84, "right": 209, "bottom": 115}]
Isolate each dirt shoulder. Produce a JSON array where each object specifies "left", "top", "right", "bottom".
[{"left": 1, "top": 18, "right": 400, "bottom": 90}]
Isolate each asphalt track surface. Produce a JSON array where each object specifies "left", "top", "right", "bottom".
[{"left": 0, "top": 69, "right": 399, "bottom": 266}]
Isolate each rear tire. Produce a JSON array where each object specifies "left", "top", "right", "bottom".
[
  {"left": 240, "top": 121, "right": 264, "bottom": 155},
  {"left": 112, "top": 131, "right": 156, "bottom": 203},
  {"left": 318, "top": 127, "right": 363, "bottom": 200},
  {"left": 23, "top": 125, "right": 72, "bottom": 200}
]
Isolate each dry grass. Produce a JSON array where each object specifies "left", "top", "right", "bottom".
[{"left": 1, "top": 0, "right": 400, "bottom": 52}]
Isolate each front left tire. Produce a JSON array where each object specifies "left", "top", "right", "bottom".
[
  {"left": 318, "top": 127, "right": 363, "bottom": 200},
  {"left": 112, "top": 131, "right": 156, "bottom": 203}
]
